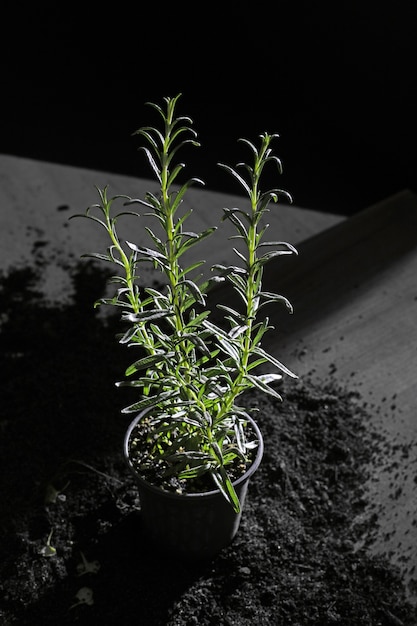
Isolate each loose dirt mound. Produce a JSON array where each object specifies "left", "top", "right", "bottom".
[{"left": 0, "top": 261, "right": 415, "bottom": 625}]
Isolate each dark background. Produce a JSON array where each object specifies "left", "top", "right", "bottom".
[{"left": 3, "top": 3, "right": 417, "bottom": 215}]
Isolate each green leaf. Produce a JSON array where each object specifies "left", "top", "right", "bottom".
[
  {"left": 258, "top": 249, "right": 294, "bottom": 264},
  {"left": 139, "top": 146, "right": 162, "bottom": 183},
  {"left": 264, "top": 188, "right": 293, "bottom": 205},
  {"left": 125, "top": 352, "right": 174, "bottom": 376},
  {"left": 177, "top": 227, "right": 216, "bottom": 256},
  {"left": 259, "top": 292, "right": 293, "bottom": 313},
  {"left": 183, "top": 333, "right": 212, "bottom": 357},
  {"left": 119, "top": 326, "right": 139, "bottom": 344},
  {"left": 124, "top": 196, "right": 154, "bottom": 210},
  {"left": 246, "top": 357, "right": 267, "bottom": 371},
  {"left": 211, "top": 466, "right": 241, "bottom": 513},
  {"left": 229, "top": 324, "right": 247, "bottom": 339},
  {"left": 216, "top": 304, "right": 245, "bottom": 322},
  {"left": 171, "top": 178, "right": 204, "bottom": 213},
  {"left": 212, "top": 263, "right": 246, "bottom": 276},
  {"left": 245, "top": 374, "right": 283, "bottom": 400},
  {"left": 126, "top": 242, "right": 167, "bottom": 262},
  {"left": 202, "top": 319, "right": 231, "bottom": 341},
  {"left": 120, "top": 390, "right": 179, "bottom": 413},
  {"left": 258, "top": 373, "right": 283, "bottom": 385},
  {"left": 169, "top": 451, "right": 211, "bottom": 461},
  {"left": 144, "top": 226, "right": 165, "bottom": 252},
  {"left": 250, "top": 319, "right": 271, "bottom": 345},
  {"left": 82, "top": 252, "right": 112, "bottom": 263},
  {"left": 218, "top": 163, "right": 251, "bottom": 198},
  {"left": 122, "top": 309, "right": 171, "bottom": 322},
  {"left": 178, "top": 260, "right": 205, "bottom": 280},
  {"left": 178, "top": 464, "right": 212, "bottom": 479},
  {"left": 184, "top": 309, "right": 211, "bottom": 328},
  {"left": 178, "top": 279, "right": 205, "bottom": 306},
  {"left": 253, "top": 346, "right": 298, "bottom": 378},
  {"left": 222, "top": 209, "right": 248, "bottom": 238},
  {"left": 258, "top": 241, "right": 298, "bottom": 254},
  {"left": 233, "top": 420, "right": 247, "bottom": 455},
  {"left": 166, "top": 162, "right": 186, "bottom": 188}
]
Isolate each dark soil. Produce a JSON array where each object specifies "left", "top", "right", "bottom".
[{"left": 1, "top": 257, "right": 416, "bottom": 625}]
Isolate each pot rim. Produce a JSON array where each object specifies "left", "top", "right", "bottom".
[{"left": 123, "top": 408, "right": 264, "bottom": 501}]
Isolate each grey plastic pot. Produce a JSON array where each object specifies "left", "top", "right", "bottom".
[{"left": 123, "top": 410, "right": 264, "bottom": 560}]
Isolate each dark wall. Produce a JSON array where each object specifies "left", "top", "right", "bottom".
[{"left": 3, "top": 4, "right": 417, "bottom": 215}]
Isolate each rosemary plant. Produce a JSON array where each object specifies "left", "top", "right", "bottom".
[{"left": 73, "top": 94, "right": 297, "bottom": 512}]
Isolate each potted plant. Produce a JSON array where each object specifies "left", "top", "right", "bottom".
[{"left": 72, "top": 93, "right": 298, "bottom": 559}]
